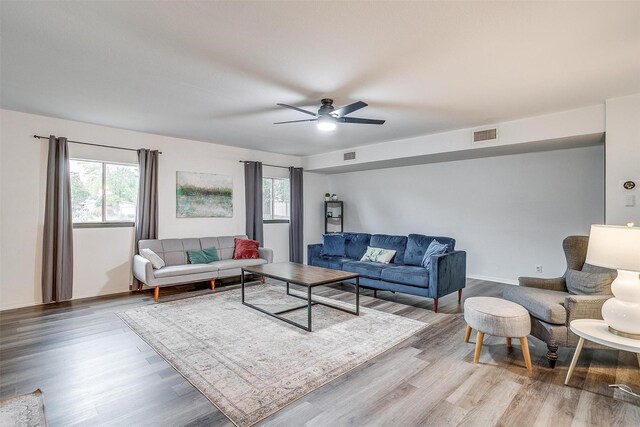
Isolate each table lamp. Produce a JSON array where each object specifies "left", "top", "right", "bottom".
[{"left": 585, "top": 224, "right": 640, "bottom": 339}]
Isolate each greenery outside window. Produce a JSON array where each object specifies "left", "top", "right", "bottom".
[
  {"left": 263, "top": 177, "right": 290, "bottom": 223},
  {"left": 70, "top": 159, "right": 139, "bottom": 227}
]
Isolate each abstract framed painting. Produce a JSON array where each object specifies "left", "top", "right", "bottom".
[{"left": 176, "top": 171, "right": 233, "bottom": 218}]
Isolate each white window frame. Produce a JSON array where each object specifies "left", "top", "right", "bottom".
[
  {"left": 263, "top": 176, "right": 290, "bottom": 223},
  {"left": 70, "top": 158, "right": 138, "bottom": 228}
]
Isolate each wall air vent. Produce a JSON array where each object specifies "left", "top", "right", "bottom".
[
  {"left": 343, "top": 151, "right": 356, "bottom": 161},
  {"left": 472, "top": 128, "right": 498, "bottom": 143}
]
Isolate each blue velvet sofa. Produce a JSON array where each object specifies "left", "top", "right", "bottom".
[{"left": 307, "top": 233, "right": 466, "bottom": 312}]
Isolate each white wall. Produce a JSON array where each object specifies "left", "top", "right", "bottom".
[
  {"left": 302, "top": 171, "right": 330, "bottom": 262},
  {"left": 0, "top": 109, "right": 300, "bottom": 310},
  {"left": 324, "top": 145, "right": 605, "bottom": 284},
  {"left": 605, "top": 93, "right": 640, "bottom": 226},
  {"left": 304, "top": 104, "right": 604, "bottom": 172}
]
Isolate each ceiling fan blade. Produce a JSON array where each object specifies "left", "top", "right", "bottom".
[
  {"left": 276, "top": 103, "right": 317, "bottom": 117},
  {"left": 332, "top": 101, "right": 368, "bottom": 118},
  {"left": 273, "top": 119, "right": 318, "bottom": 124},
  {"left": 339, "top": 117, "right": 385, "bottom": 125}
]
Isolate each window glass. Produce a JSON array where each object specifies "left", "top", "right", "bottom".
[
  {"left": 263, "top": 177, "right": 290, "bottom": 221},
  {"left": 69, "top": 159, "right": 138, "bottom": 224},
  {"left": 105, "top": 164, "right": 139, "bottom": 221},
  {"left": 70, "top": 160, "right": 103, "bottom": 223}
]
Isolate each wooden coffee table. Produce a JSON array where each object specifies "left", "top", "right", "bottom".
[{"left": 241, "top": 262, "right": 360, "bottom": 332}]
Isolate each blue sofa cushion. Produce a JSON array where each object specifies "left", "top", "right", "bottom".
[
  {"left": 311, "top": 256, "right": 352, "bottom": 270},
  {"left": 343, "top": 232, "right": 371, "bottom": 260},
  {"left": 370, "top": 234, "right": 408, "bottom": 265},
  {"left": 321, "top": 234, "right": 347, "bottom": 257},
  {"left": 404, "top": 234, "right": 456, "bottom": 266},
  {"left": 381, "top": 266, "right": 430, "bottom": 288},
  {"left": 342, "top": 261, "right": 387, "bottom": 279},
  {"left": 421, "top": 240, "right": 449, "bottom": 270}
]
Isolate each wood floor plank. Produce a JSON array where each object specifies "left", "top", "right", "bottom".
[{"left": 1, "top": 278, "right": 638, "bottom": 427}]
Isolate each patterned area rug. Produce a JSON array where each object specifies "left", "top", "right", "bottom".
[
  {"left": 119, "top": 284, "right": 430, "bottom": 426},
  {"left": 0, "top": 389, "right": 47, "bottom": 426}
]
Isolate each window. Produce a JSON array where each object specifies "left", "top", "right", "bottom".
[
  {"left": 263, "top": 177, "right": 290, "bottom": 222},
  {"left": 70, "top": 159, "right": 139, "bottom": 226}
]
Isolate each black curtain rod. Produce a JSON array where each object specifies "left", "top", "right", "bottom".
[
  {"left": 238, "top": 160, "right": 293, "bottom": 170},
  {"left": 33, "top": 135, "right": 162, "bottom": 154}
]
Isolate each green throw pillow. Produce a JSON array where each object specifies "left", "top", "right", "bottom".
[{"left": 187, "top": 247, "right": 219, "bottom": 264}]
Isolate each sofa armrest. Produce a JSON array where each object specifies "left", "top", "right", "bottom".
[
  {"left": 564, "top": 294, "right": 611, "bottom": 324},
  {"left": 259, "top": 247, "right": 274, "bottom": 264},
  {"left": 518, "top": 276, "right": 567, "bottom": 292},
  {"left": 429, "top": 250, "right": 466, "bottom": 299},
  {"left": 307, "top": 243, "right": 323, "bottom": 265},
  {"left": 133, "top": 255, "right": 154, "bottom": 286}
]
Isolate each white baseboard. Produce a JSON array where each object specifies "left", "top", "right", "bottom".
[{"left": 467, "top": 275, "right": 518, "bottom": 286}]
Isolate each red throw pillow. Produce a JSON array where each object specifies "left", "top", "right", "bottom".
[{"left": 233, "top": 238, "right": 260, "bottom": 259}]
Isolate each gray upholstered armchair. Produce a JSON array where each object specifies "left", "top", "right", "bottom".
[{"left": 503, "top": 236, "right": 616, "bottom": 368}]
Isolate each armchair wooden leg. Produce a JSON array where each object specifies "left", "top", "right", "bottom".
[
  {"left": 547, "top": 344, "right": 559, "bottom": 369},
  {"left": 521, "top": 337, "right": 532, "bottom": 370},
  {"left": 210, "top": 279, "right": 216, "bottom": 290},
  {"left": 153, "top": 286, "right": 160, "bottom": 303},
  {"left": 464, "top": 325, "right": 472, "bottom": 343},
  {"left": 474, "top": 332, "right": 485, "bottom": 363},
  {"left": 261, "top": 276, "right": 266, "bottom": 284},
  {"left": 506, "top": 337, "right": 512, "bottom": 348},
  {"left": 458, "top": 289, "right": 462, "bottom": 304},
  {"left": 434, "top": 298, "right": 439, "bottom": 313}
]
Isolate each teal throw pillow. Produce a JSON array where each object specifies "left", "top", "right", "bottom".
[
  {"left": 187, "top": 247, "right": 219, "bottom": 264},
  {"left": 421, "top": 240, "right": 448, "bottom": 270}
]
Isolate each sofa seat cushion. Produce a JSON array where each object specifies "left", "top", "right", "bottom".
[
  {"left": 154, "top": 264, "right": 218, "bottom": 279},
  {"left": 210, "top": 258, "right": 267, "bottom": 271},
  {"left": 381, "top": 266, "right": 430, "bottom": 288},
  {"left": 311, "top": 256, "right": 352, "bottom": 270},
  {"left": 502, "top": 286, "right": 568, "bottom": 325},
  {"left": 342, "top": 261, "right": 387, "bottom": 279}
]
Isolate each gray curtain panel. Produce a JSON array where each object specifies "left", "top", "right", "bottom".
[
  {"left": 289, "top": 167, "right": 304, "bottom": 263},
  {"left": 244, "top": 161, "right": 263, "bottom": 245},
  {"left": 42, "top": 135, "right": 73, "bottom": 303},
  {"left": 134, "top": 149, "right": 159, "bottom": 288}
]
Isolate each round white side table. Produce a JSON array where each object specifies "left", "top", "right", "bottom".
[{"left": 565, "top": 319, "right": 640, "bottom": 385}]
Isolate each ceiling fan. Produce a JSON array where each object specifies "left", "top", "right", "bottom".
[{"left": 274, "top": 98, "right": 385, "bottom": 131}]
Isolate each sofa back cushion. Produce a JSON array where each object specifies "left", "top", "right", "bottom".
[
  {"left": 370, "top": 234, "right": 408, "bottom": 265},
  {"left": 138, "top": 235, "right": 247, "bottom": 266},
  {"left": 343, "top": 233, "right": 371, "bottom": 260},
  {"left": 404, "top": 234, "right": 456, "bottom": 266}
]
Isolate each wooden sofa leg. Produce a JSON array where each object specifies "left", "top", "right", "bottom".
[
  {"left": 373, "top": 290, "right": 377, "bottom": 298},
  {"left": 547, "top": 344, "right": 559, "bottom": 369},
  {"left": 154, "top": 286, "right": 160, "bottom": 303},
  {"left": 210, "top": 279, "right": 216, "bottom": 290},
  {"left": 458, "top": 289, "right": 462, "bottom": 304},
  {"left": 434, "top": 298, "right": 439, "bottom": 313},
  {"left": 261, "top": 276, "right": 266, "bottom": 284}
]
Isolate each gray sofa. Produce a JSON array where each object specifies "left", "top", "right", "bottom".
[
  {"left": 502, "top": 236, "right": 616, "bottom": 368},
  {"left": 133, "top": 235, "right": 273, "bottom": 301}
]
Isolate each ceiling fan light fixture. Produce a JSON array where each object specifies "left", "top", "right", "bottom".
[{"left": 317, "top": 116, "right": 336, "bottom": 132}]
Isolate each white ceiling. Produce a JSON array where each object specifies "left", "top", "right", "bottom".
[{"left": 1, "top": 1, "right": 639, "bottom": 156}]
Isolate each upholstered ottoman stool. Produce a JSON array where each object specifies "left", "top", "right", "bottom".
[{"left": 464, "top": 297, "right": 532, "bottom": 370}]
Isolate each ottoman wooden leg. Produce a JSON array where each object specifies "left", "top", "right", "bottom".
[
  {"left": 520, "top": 337, "right": 532, "bottom": 370},
  {"left": 474, "top": 332, "right": 484, "bottom": 363},
  {"left": 464, "top": 325, "right": 472, "bottom": 343},
  {"left": 506, "top": 337, "right": 512, "bottom": 348}
]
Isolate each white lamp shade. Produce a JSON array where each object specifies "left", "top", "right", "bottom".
[{"left": 585, "top": 225, "right": 640, "bottom": 272}]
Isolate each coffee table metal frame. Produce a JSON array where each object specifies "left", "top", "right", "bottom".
[{"left": 241, "top": 267, "right": 360, "bottom": 332}]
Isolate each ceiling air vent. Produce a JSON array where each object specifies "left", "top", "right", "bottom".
[
  {"left": 472, "top": 128, "right": 498, "bottom": 143},
  {"left": 343, "top": 151, "right": 356, "bottom": 161}
]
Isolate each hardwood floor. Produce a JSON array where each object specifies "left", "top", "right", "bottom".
[{"left": 1, "top": 279, "right": 638, "bottom": 426}]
